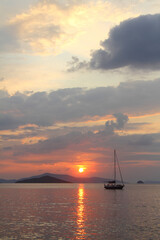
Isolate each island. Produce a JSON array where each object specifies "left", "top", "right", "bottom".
[
  {"left": 16, "top": 175, "right": 70, "bottom": 183},
  {"left": 137, "top": 180, "right": 144, "bottom": 184}
]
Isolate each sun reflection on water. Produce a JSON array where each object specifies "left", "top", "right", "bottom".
[{"left": 76, "top": 184, "right": 86, "bottom": 239}]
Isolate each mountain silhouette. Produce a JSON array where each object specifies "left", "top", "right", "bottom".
[{"left": 16, "top": 175, "right": 70, "bottom": 183}]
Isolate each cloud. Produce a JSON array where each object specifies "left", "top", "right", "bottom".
[
  {"left": 5, "top": 120, "right": 160, "bottom": 165},
  {"left": 104, "top": 113, "right": 129, "bottom": 134},
  {"left": 1, "top": 114, "right": 128, "bottom": 156},
  {"left": 23, "top": 131, "right": 85, "bottom": 155},
  {"left": 113, "top": 113, "right": 129, "bottom": 129},
  {"left": 0, "top": 90, "right": 9, "bottom": 98},
  {"left": 128, "top": 134, "right": 154, "bottom": 146},
  {"left": 67, "top": 56, "right": 87, "bottom": 72},
  {"left": 69, "top": 14, "right": 160, "bottom": 71},
  {"left": 0, "top": 1, "right": 84, "bottom": 54},
  {"left": 0, "top": 78, "right": 160, "bottom": 130},
  {"left": 0, "top": 0, "right": 113, "bottom": 55},
  {"left": 0, "top": 114, "right": 23, "bottom": 130}
]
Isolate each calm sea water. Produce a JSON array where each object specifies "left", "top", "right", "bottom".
[{"left": 0, "top": 183, "right": 160, "bottom": 240}]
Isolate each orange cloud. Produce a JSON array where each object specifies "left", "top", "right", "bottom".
[{"left": 21, "top": 136, "right": 47, "bottom": 145}]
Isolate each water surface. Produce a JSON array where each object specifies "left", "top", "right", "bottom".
[{"left": 0, "top": 183, "right": 160, "bottom": 239}]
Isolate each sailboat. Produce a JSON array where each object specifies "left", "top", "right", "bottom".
[{"left": 104, "top": 149, "right": 124, "bottom": 190}]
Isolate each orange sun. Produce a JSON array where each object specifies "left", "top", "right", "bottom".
[{"left": 79, "top": 167, "right": 84, "bottom": 173}]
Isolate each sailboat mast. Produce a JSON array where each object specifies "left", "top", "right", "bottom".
[
  {"left": 116, "top": 152, "right": 124, "bottom": 186},
  {"left": 114, "top": 149, "right": 116, "bottom": 183}
]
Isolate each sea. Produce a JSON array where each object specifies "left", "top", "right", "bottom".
[{"left": 0, "top": 183, "right": 160, "bottom": 240}]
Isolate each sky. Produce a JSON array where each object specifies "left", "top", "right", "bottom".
[{"left": 1, "top": 0, "right": 160, "bottom": 182}]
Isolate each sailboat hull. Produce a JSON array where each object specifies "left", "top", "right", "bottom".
[{"left": 104, "top": 184, "right": 124, "bottom": 190}]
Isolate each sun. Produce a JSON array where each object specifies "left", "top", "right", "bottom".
[{"left": 79, "top": 167, "right": 84, "bottom": 173}]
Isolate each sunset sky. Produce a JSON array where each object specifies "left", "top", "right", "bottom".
[{"left": 1, "top": 0, "right": 160, "bottom": 182}]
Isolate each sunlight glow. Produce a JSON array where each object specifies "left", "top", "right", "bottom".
[{"left": 79, "top": 167, "right": 84, "bottom": 173}]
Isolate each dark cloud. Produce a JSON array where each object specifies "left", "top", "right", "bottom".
[
  {"left": 67, "top": 56, "right": 87, "bottom": 72},
  {"left": 0, "top": 78, "right": 160, "bottom": 130},
  {"left": 0, "top": 114, "right": 24, "bottom": 130},
  {"left": 128, "top": 134, "right": 154, "bottom": 146},
  {"left": 69, "top": 14, "right": 160, "bottom": 71},
  {"left": 104, "top": 113, "right": 129, "bottom": 135},
  {"left": 113, "top": 113, "right": 129, "bottom": 129},
  {"left": 13, "top": 130, "right": 86, "bottom": 156},
  {"left": 113, "top": 133, "right": 160, "bottom": 153},
  {"left": 3, "top": 147, "right": 12, "bottom": 151}
]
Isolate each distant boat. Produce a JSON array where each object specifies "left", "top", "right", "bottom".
[{"left": 104, "top": 149, "right": 124, "bottom": 190}]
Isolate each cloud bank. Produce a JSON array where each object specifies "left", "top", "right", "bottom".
[
  {"left": 0, "top": 78, "right": 160, "bottom": 130},
  {"left": 68, "top": 14, "right": 160, "bottom": 71}
]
